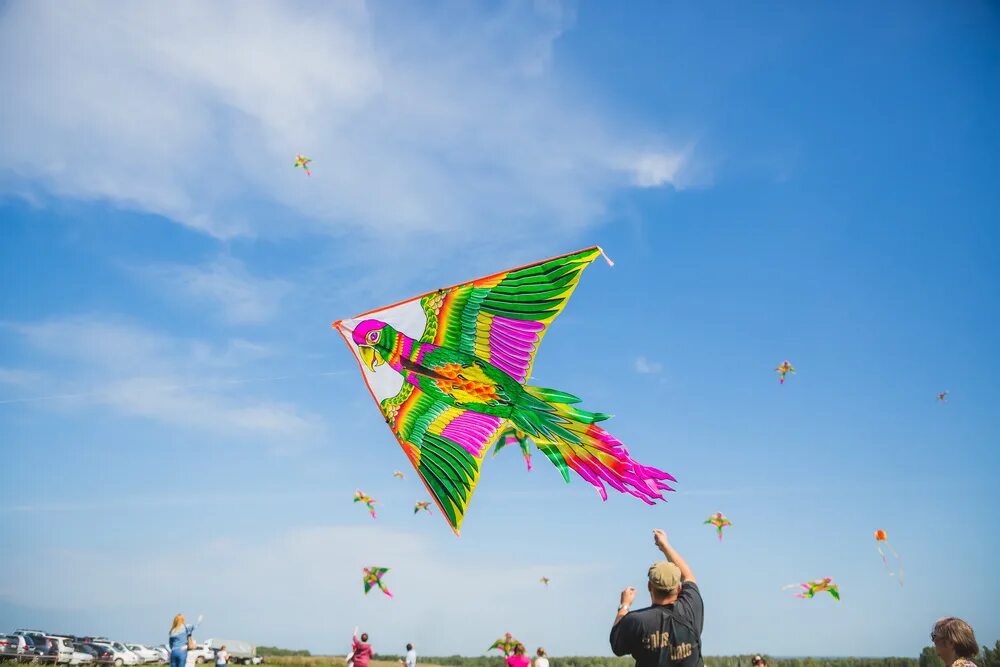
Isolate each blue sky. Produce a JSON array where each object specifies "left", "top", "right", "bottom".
[{"left": 1, "top": 0, "right": 998, "bottom": 658}]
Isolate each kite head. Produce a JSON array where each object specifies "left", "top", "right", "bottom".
[
  {"left": 352, "top": 319, "right": 400, "bottom": 371},
  {"left": 874, "top": 529, "right": 887, "bottom": 541}
]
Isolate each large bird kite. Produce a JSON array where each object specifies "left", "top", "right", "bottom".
[{"left": 332, "top": 247, "right": 676, "bottom": 534}]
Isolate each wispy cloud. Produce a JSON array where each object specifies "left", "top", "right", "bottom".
[
  {"left": 0, "top": 1, "right": 695, "bottom": 248},
  {"left": 634, "top": 355, "right": 664, "bottom": 374},
  {"left": 0, "top": 367, "right": 42, "bottom": 386},
  {"left": 139, "top": 256, "right": 291, "bottom": 325},
  {"left": 4, "top": 316, "right": 325, "bottom": 443}
]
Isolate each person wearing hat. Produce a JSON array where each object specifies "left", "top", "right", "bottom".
[{"left": 609, "top": 529, "right": 703, "bottom": 667}]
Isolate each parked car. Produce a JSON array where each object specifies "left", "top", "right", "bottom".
[
  {"left": 0, "top": 635, "right": 20, "bottom": 662},
  {"left": 24, "top": 637, "right": 58, "bottom": 664},
  {"left": 67, "top": 648, "right": 93, "bottom": 667},
  {"left": 76, "top": 644, "right": 112, "bottom": 665},
  {"left": 123, "top": 648, "right": 158, "bottom": 665},
  {"left": 88, "top": 644, "right": 137, "bottom": 667},
  {"left": 184, "top": 646, "right": 214, "bottom": 667},
  {"left": 46, "top": 638, "right": 73, "bottom": 665},
  {"left": 151, "top": 648, "right": 167, "bottom": 664}
]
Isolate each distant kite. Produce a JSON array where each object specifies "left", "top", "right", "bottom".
[
  {"left": 393, "top": 470, "right": 406, "bottom": 479},
  {"left": 874, "top": 529, "right": 904, "bottom": 586},
  {"left": 293, "top": 154, "right": 312, "bottom": 176},
  {"left": 540, "top": 576, "right": 550, "bottom": 587},
  {"left": 488, "top": 634, "right": 520, "bottom": 657},
  {"left": 353, "top": 490, "right": 377, "bottom": 519},
  {"left": 704, "top": 512, "right": 733, "bottom": 541},
  {"left": 493, "top": 427, "right": 533, "bottom": 471},
  {"left": 785, "top": 577, "right": 840, "bottom": 601},
  {"left": 362, "top": 566, "right": 393, "bottom": 598},
  {"left": 775, "top": 360, "right": 795, "bottom": 384},
  {"left": 414, "top": 501, "right": 432, "bottom": 514},
  {"left": 937, "top": 391, "right": 948, "bottom": 403}
]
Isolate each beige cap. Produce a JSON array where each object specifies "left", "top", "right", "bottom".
[{"left": 648, "top": 560, "right": 682, "bottom": 591}]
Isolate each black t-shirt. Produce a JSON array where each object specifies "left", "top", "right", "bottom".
[{"left": 609, "top": 581, "right": 704, "bottom": 667}]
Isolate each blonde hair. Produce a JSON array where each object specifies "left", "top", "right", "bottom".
[
  {"left": 933, "top": 617, "right": 978, "bottom": 659},
  {"left": 171, "top": 614, "right": 186, "bottom": 632}
]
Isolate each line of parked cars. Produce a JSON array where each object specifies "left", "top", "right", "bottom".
[
  {"left": 0, "top": 631, "right": 261, "bottom": 667},
  {"left": 0, "top": 630, "right": 216, "bottom": 666}
]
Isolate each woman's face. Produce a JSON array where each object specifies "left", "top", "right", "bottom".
[{"left": 931, "top": 630, "right": 950, "bottom": 660}]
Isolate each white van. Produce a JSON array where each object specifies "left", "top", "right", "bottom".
[{"left": 202, "top": 641, "right": 261, "bottom": 665}]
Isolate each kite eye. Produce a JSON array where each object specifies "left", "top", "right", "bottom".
[{"left": 367, "top": 330, "right": 380, "bottom": 344}]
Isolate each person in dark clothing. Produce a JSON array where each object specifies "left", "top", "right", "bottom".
[{"left": 609, "top": 529, "right": 704, "bottom": 667}]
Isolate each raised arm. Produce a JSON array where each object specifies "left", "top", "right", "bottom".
[{"left": 653, "top": 529, "right": 695, "bottom": 583}]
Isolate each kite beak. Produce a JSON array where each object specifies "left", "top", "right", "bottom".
[{"left": 359, "top": 345, "right": 384, "bottom": 372}]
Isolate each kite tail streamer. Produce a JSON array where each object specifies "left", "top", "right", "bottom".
[{"left": 510, "top": 401, "right": 675, "bottom": 504}]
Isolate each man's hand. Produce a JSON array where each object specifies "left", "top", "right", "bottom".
[
  {"left": 620, "top": 586, "right": 636, "bottom": 606},
  {"left": 653, "top": 529, "right": 670, "bottom": 552}
]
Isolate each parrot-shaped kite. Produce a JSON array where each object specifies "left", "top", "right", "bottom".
[
  {"left": 704, "top": 512, "right": 732, "bottom": 541},
  {"left": 353, "top": 490, "right": 377, "bottom": 519},
  {"left": 332, "top": 247, "right": 675, "bottom": 535},
  {"left": 775, "top": 360, "right": 795, "bottom": 384},
  {"left": 937, "top": 391, "right": 948, "bottom": 403},
  {"left": 874, "top": 529, "right": 904, "bottom": 585},
  {"left": 540, "top": 576, "right": 550, "bottom": 587},
  {"left": 393, "top": 470, "right": 406, "bottom": 479},
  {"left": 414, "top": 501, "right": 432, "bottom": 514},
  {"left": 787, "top": 577, "right": 840, "bottom": 601},
  {"left": 362, "top": 566, "right": 393, "bottom": 598},
  {"left": 493, "top": 427, "right": 532, "bottom": 471},
  {"left": 488, "top": 634, "right": 519, "bottom": 657},
  {"left": 293, "top": 154, "right": 312, "bottom": 176}
]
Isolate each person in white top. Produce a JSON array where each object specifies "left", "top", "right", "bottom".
[
  {"left": 534, "top": 648, "right": 549, "bottom": 667},
  {"left": 215, "top": 647, "right": 228, "bottom": 667},
  {"left": 400, "top": 644, "right": 416, "bottom": 667}
]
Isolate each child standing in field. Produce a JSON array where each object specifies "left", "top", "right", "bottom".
[
  {"left": 534, "top": 648, "right": 548, "bottom": 667},
  {"left": 215, "top": 646, "right": 229, "bottom": 667}
]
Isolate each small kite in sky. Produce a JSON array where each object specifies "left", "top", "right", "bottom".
[
  {"left": 874, "top": 529, "right": 904, "bottom": 586},
  {"left": 786, "top": 577, "right": 840, "bottom": 601},
  {"left": 353, "top": 490, "right": 377, "bottom": 519},
  {"left": 488, "top": 634, "right": 520, "bottom": 657},
  {"left": 704, "top": 512, "right": 733, "bottom": 541},
  {"left": 775, "top": 360, "right": 795, "bottom": 384},
  {"left": 362, "top": 566, "right": 393, "bottom": 598},
  {"left": 393, "top": 470, "right": 405, "bottom": 479},
  {"left": 493, "top": 427, "right": 533, "bottom": 471},
  {"left": 332, "top": 247, "right": 676, "bottom": 535},
  {"left": 540, "top": 576, "right": 550, "bottom": 587},
  {"left": 413, "top": 501, "right": 432, "bottom": 514},
  {"left": 293, "top": 154, "right": 312, "bottom": 176},
  {"left": 937, "top": 391, "right": 948, "bottom": 403}
]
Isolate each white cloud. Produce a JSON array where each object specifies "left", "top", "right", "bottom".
[
  {"left": 633, "top": 355, "right": 664, "bottom": 374},
  {"left": 6, "top": 316, "right": 324, "bottom": 443},
  {"left": 0, "top": 1, "right": 692, "bottom": 246},
  {"left": 140, "top": 257, "right": 291, "bottom": 325},
  {"left": 627, "top": 152, "right": 686, "bottom": 188}
]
